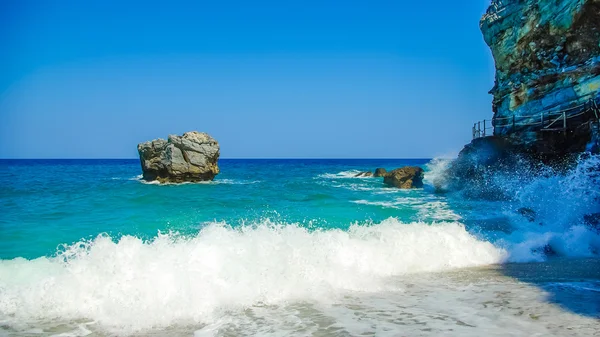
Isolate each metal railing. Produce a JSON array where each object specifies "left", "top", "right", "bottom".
[
  {"left": 472, "top": 119, "right": 493, "bottom": 139},
  {"left": 472, "top": 96, "right": 600, "bottom": 140}
]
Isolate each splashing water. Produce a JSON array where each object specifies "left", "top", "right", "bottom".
[
  {"left": 0, "top": 219, "right": 505, "bottom": 334},
  {"left": 0, "top": 158, "right": 599, "bottom": 336}
]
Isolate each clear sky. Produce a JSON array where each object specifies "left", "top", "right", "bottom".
[{"left": 0, "top": 0, "right": 495, "bottom": 159}]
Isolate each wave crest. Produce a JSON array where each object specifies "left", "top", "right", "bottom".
[{"left": 0, "top": 219, "right": 505, "bottom": 334}]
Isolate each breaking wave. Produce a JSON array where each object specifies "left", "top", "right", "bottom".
[
  {"left": 317, "top": 170, "right": 370, "bottom": 179},
  {"left": 0, "top": 218, "right": 505, "bottom": 335},
  {"left": 137, "top": 177, "right": 262, "bottom": 185},
  {"left": 425, "top": 153, "right": 600, "bottom": 262}
]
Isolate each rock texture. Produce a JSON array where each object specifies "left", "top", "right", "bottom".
[
  {"left": 383, "top": 167, "right": 424, "bottom": 189},
  {"left": 481, "top": 0, "right": 600, "bottom": 148},
  {"left": 446, "top": 1, "right": 600, "bottom": 194},
  {"left": 374, "top": 168, "right": 387, "bottom": 177},
  {"left": 137, "top": 131, "right": 220, "bottom": 183}
]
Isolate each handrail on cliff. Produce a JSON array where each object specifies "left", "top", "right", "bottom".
[{"left": 472, "top": 95, "right": 600, "bottom": 140}]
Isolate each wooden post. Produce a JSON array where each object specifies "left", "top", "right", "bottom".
[
  {"left": 478, "top": 121, "right": 481, "bottom": 138},
  {"left": 483, "top": 120, "right": 486, "bottom": 137}
]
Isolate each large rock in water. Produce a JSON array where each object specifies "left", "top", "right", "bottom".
[
  {"left": 137, "top": 131, "right": 220, "bottom": 183},
  {"left": 383, "top": 167, "right": 424, "bottom": 189}
]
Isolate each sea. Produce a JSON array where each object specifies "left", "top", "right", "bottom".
[{"left": 0, "top": 158, "right": 599, "bottom": 336}]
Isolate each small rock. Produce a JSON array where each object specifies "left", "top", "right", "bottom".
[
  {"left": 354, "top": 171, "right": 373, "bottom": 178},
  {"left": 374, "top": 168, "right": 387, "bottom": 177},
  {"left": 383, "top": 167, "right": 424, "bottom": 189}
]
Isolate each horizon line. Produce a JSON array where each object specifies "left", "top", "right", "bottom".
[{"left": 0, "top": 157, "right": 438, "bottom": 160}]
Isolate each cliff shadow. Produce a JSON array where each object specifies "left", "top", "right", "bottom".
[{"left": 498, "top": 258, "right": 600, "bottom": 319}]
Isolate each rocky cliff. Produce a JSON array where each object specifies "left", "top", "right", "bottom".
[
  {"left": 442, "top": 0, "right": 600, "bottom": 193},
  {"left": 138, "top": 131, "right": 220, "bottom": 183},
  {"left": 481, "top": 0, "right": 600, "bottom": 150}
]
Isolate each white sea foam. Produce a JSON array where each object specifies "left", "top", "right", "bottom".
[
  {"left": 352, "top": 200, "right": 400, "bottom": 208},
  {"left": 331, "top": 183, "right": 379, "bottom": 192},
  {"left": 423, "top": 157, "right": 453, "bottom": 190},
  {"left": 421, "top": 154, "right": 600, "bottom": 262},
  {"left": 352, "top": 197, "right": 462, "bottom": 222},
  {"left": 0, "top": 219, "right": 505, "bottom": 335},
  {"left": 492, "top": 154, "right": 600, "bottom": 262},
  {"left": 137, "top": 178, "right": 261, "bottom": 186},
  {"left": 318, "top": 170, "right": 369, "bottom": 179}
]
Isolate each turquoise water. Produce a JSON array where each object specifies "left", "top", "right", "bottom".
[
  {"left": 1, "top": 158, "right": 599, "bottom": 336},
  {"left": 0, "top": 159, "right": 438, "bottom": 259}
]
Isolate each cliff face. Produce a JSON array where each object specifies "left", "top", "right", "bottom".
[
  {"left": 443, "top": 0, "right": 600, "bottom": 194},
  {"left": 481, "top": 0, "right": 600, "bottom": 147}
]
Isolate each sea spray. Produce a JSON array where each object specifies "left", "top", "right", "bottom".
[
  {"left": 426, "top": 153, "right": 600, "bottom": 261},
  {"left": 0, "top": 218, "right": 505, "bottom": 334}
]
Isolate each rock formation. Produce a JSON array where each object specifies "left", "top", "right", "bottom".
[
  {"left": 383, "top": 167, "right": 424, "bottom": 189},
  {"left": 480, "top": 0, "right": 600, "bottom": 151},
  {"left": 374, "top": 168, "right": 387, "bottom": 177},
  {"left": 446, "top": 0, "right": 600, "bottom": 193},
  {"left": 137, "top": 131, "right": 220, "bottom": 183}
]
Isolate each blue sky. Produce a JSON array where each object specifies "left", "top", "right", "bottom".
[{"left": 0, "top": 0, "right": 494, "bottom": 158}]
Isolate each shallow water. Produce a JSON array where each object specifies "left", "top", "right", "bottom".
[{"left": 0, "top": 158, "right": 598, "bottom": 336}]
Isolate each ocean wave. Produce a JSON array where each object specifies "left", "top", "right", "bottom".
[
  {"left": 545, "top": 281, "right": 600, "bottom": 293},
  {"left": 495, "top": 155, "right": 600, "bottom": 261},
  {"left": 424, "top": 154, "right": 600, "bottom": 262},
  {"left": 352, "top": 198, "right": 462, "bottom": 221},
  {"left": 415, "top": 201, "right": 463, "bottom": 221},
  {"left": 331, "top": 183, "right": 380, "bottom": 192},
  {"left": 137, "top": 177, "right": 262, "bottom": 186},
  {"left": 332, "top": 183, "right": 414, "bottom": 193},
  {"left": 423, "top": 157, "right": 452, "bottom": 190},
  {"left": 352, "top": 197, "right": 424, "bottom": 208},
  {"left": 352, "top": 199, "right": 400, "bottom": 208},
  {"left": 0, "top": 218, "right": 505, "bottom": 335},
  {"left": 317, "top": 170, "right": 371, "bottom": 179}
]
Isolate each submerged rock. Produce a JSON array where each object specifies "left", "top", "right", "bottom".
[
  {"left": 374, "top": 168, "right": 387, "bottom": 177},
  {"left": 137, "top": 131, "right": 220, "bottom": 183},
  {"left": 383, "top": 167, "right": 424, "bottom": 189},
  {"left": 517, "top": 207, "right": 537, "bottom": 223},
  {"left": 354, "top": 171, "right": 374, "bottom": 177}
]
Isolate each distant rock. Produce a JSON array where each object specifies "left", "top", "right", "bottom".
[
  {"left": 383, "top": 167, "right": 424, "bottom": 189},
  {"left": 137, "top": 131, "right": 220, "bottom": 183},
  {"left": 374, "top": 168, "right": 387, "bottom": 177},
  {"left": 354, "top": 171, "right": 374, "bottom": 177}
]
